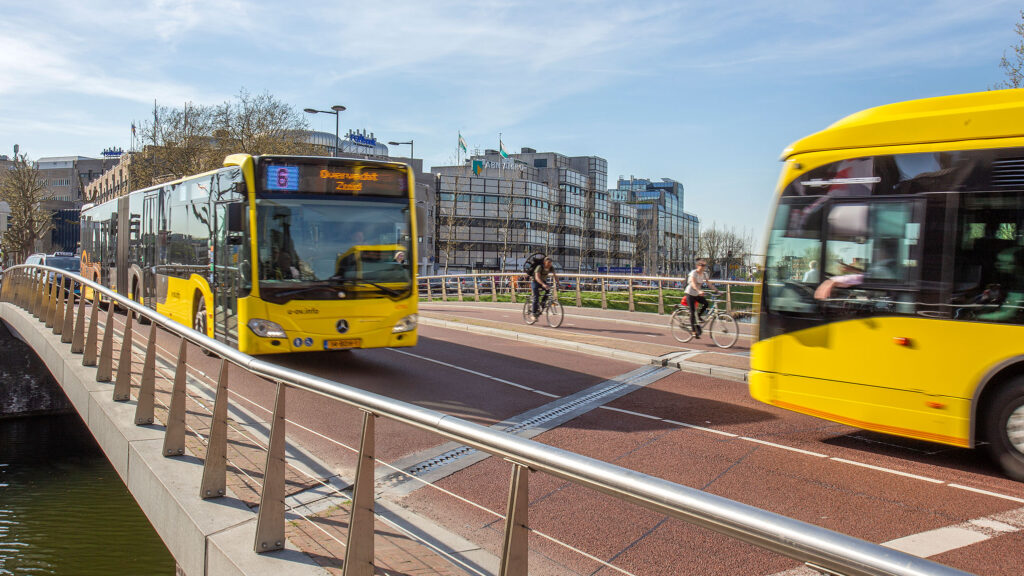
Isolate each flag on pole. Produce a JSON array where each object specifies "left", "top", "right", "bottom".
[
  {"left": 499, "top": 138, "right": 509, "bottom": 159},
  {"left": 458, "top": 132, "right": 467, "bottom": 153},
  {"left": 131, "top": 122, "right": 136, "bottom": 137}
]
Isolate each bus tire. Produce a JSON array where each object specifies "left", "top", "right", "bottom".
[
  {"left": 983, "top": 376, "right": 1024, "bottom": 481},
  {"left": 132, "top": 277, "right": 150, "bottom": 324}
]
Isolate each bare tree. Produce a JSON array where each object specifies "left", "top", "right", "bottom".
[
  {"left": 0, "top": 154, "right": 53, "bottom": 263},
  {"left": 995, "top": 10, "right": 1024, "bottom": 89},
  {"left": 700, "top": 222, "right": 753, "bottom": 278},
  {"left": 128, "top": 89, "right": 315, "bottom": 193},
  {"left": 438, "top": 173, "right": 467, "bottom": 274},
  {"left": 213, "top": 89, "right": 315, "bottom": 156}
]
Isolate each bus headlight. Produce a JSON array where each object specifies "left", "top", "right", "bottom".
[
  {"left": 392, "top": 314, "right": 418, "bottom": 333},
  {"left": 248, "top": 319, "right": 287, "bottom": 338}
]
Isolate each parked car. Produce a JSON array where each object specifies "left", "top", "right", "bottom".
[
  {"left": 43, "top": 253, "right": 81, "bottom": 292},
  {"left": 24, "top": 253, "right": 46, "bottom": 266}
]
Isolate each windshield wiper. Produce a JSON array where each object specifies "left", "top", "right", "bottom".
[
  {"left": 272, "top": 285, "right": 335, "bottom": 299},
  {"left": 329, "top": 276, "right": 403, "bottom": 297}
]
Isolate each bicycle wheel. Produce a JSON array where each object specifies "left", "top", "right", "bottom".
[
  {"left": 523, "top": 300, "right": 538, "bottom": 325},
  {"left": 669, "top": 308, "right": 694, "bottom": 343},
  {"left": 546, "top": 300, "right": 564, "bottom": 327},
  {"left": 709, "top": 314, "right": 739, "bottom": 348}
]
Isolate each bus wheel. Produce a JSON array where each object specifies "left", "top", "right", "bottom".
[
  {"left": 193, "top": 296, "right": 208, "bottom": 337},
  {"left": 133, "top": 279, "right": 149, "bottom": 324},
  {"left": 984, "top": 377, "right": 1024, "bottom": 481},
  {"left": 193, "top": 295, "right": 216, "bottom": 356}
]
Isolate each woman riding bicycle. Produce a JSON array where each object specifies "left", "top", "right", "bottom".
[{"left": 686, "top": 259, "right": 718, "bottom": 338}]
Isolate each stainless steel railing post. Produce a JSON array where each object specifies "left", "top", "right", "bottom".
[
  {"left": 499, "top": 463, "right": 530, "bottom": 576},
  {"left": 96, "top": 304, "right": 116, "bottom": 381},
  {"left": 71, "top": 287, "right": 87, "bottom": 353},
  {"left": 343, "top": 411, "right": 377, "bottom": 576},
  {"left": 163, "top": 339, "right": 188, "bottom": 457},
  {"left": 113, "top": 310, "right": 135, "bottom": 401},
  {"left": 43, "top": 277, "right": 54, "bottom": 325},
  {"left": 134, "top": 322, "right": 158, "bottom": 425},
  {"left": 83, "top": 297, "right": 100, "bottom": 366},
  {"left": 254, "top": 382, "right": 287, "bottom": 553},
  {"left": 473, "top": 275, "right": 480, "bottom": 302},
  {"left": 61, "top": 285, "right": 75, "bottom": 343},
  {"left": 52, "top": 279, "right": 66, "bottom": 335},
  {"left": 200, "top": 359, "right": 229, "bottom": 499}
]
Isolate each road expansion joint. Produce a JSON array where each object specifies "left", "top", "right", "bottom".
[{"left": 376, "top": 365, "right": 675, "bottom": 498}]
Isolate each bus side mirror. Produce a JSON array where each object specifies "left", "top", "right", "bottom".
[{"left": 227, "top": 203, "right": 245, "bottom": 233}]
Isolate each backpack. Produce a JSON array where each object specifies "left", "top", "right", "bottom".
[{"left": 523, "top": 253, "right": 546, "bottom": 277}]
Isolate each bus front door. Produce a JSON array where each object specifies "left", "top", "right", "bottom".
[{"left": 213, "top": 202, "right": 242, "bottom": 346}]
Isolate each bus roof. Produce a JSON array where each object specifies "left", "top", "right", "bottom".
[{"left": 782, "top": 89, "right": 1024, "bottom": 160}]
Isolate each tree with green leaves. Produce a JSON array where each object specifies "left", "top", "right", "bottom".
[
  {"left": 0, "top": 154, "right": 52, "bottom": 264},
  {"left": 995, "top": 10, "right": 1024, "bottom": 89}
]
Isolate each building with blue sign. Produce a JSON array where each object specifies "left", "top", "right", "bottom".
[{"left": 610, "top": 177, "right": 700, "bottom": 276}]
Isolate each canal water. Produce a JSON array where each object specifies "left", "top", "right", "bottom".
[{"left": 0, "top": 413, "right": 175, "bottom": 575}]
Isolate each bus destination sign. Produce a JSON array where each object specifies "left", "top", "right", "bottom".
[
  {"left": 260, "top": 160, "right": 407, "bottom": 197},
  {"left": 318, "top": 169, "right": 379, "bottom": 192}
]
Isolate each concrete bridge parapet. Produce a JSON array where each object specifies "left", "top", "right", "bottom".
[{"left": 0, "top": 301, "right": 326, "bottom": 576}]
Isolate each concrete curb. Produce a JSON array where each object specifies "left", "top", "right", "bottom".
[
  {"left": 420, "top": 315, "right": 750, "bottom": 383},
  {"left": 0, "top": 303, "right": 326, "bottom": 576}
]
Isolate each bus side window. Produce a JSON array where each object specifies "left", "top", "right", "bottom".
[{"left": 953, "top": 193, "right": 1024, "bottom": 324}]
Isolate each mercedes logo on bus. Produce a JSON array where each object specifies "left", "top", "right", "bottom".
[{"left": 336, "top": 319, "right": 350, "bottom": 334}]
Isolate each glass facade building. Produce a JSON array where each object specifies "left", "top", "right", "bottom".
[
  {"left": 610, "top": 177, "right": 700, "bottom": 276},
  {"left": 431, "top": 148, "right": 638, "bottom": 273}
]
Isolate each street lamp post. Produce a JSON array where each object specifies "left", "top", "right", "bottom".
[
  {"left": 303, "top": 105, "right": 346, "bottom": 157},
  {"left": 387, "top": 139, "right": 414, "bottom": 161}
]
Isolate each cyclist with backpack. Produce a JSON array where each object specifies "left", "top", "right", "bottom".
[{"left": 526, "top": 254, "right": 557, "bottom": 320}]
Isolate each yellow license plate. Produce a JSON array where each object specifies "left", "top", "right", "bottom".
[{"left": 324, "top": 339, "right": 361, "bottom": 350}]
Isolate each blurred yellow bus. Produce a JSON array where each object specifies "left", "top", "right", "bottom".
[
  {"left": 752, "top": 89, "right": 1024, "bottom": 479},
  {"left": 81, "top": 154, "right": 418, "bottom": 354}
]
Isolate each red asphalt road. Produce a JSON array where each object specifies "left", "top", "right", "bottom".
[
  {"left": 420, "top": 301, "right": 754, "bottom": 355},
  {"left": 101, "top": 308, "right": 1021, "bottom": 576}
]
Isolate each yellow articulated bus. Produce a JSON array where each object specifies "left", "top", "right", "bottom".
[
  {"left": 751, "top": 89, "right": 1024, "bottom": 480},
  {"left": 80, "top": 154, "right": 418, "bottom": 355}
]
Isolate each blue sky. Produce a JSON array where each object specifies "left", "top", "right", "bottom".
[{"left": 1, "top": 0, "right": 1020, "bottom": 244}]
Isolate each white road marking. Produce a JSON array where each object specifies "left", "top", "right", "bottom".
[
  {"left": 602, "top": 406, "right": 663, "bottom": 420},
  {"left": 661, "top": 418, "right": 739, "bottom": 438},
  {"left": 770, "top": 506, "right": 1024, "bottom": 575},
  {"left": 884, "top": 526, "right": 988, "bottom": 557},
  {"left": 949, "top": 484, "right": 1024, "bottom": 503},
  {"left": 829, "top": 457, "right": 944, "bottom": 483},
  {"left": 388, "top": 348, "right": 559, "bottom": 398},
  {"left": 740, "top": 437, "right": 828, "bottom": 458}
]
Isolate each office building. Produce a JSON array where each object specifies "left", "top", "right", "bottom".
[
  {"left": 610, "top": 177, "right": 700, "bottom": 275},
  {"left": 431, "top": 148, "right": 638, "bottom": 273}
]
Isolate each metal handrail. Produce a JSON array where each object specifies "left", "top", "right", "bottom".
[
  {"left": 418, "top": 271, "right": 760, "bottom": 320},
  {"left": 0, "top": 264, "right": 967, "bottom": 576}
]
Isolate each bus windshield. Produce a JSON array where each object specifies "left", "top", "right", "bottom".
[{"left": 255, "top": 195, "right": 412, "bottom": 301}]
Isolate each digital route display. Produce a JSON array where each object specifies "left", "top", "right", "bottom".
[{"left": 259, "top": 157, "right": 408, "bottom": 197}]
